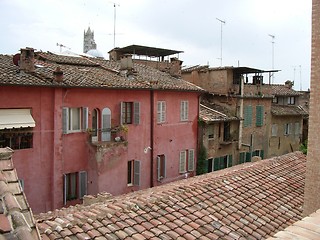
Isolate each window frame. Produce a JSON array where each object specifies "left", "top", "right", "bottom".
[
  {"left": 0, "top": 127, "right": 33, "bottom": 149},
  {"left": 62, "top": 107, "right": 88, "bottom": 134},
  {"left": 287, "top": 96, "right": 295, "bottom": 105},
  {"left": 157, "top": 101, "right": 166, "bottom": 123},
  {"left": 180, "top": 100, "right": 189, "bottom": 121},
  {"left": 121, "top": 102, "right": 140, "bottom": 125},
  {"left": 284, "top": 123, "right": 291, "bottom": 135},
  {"left": 127, "top": 160, "right": 140, "bottom": 186},
  {"left": 271, "top": 124, "right": 278, "bottom": 137},
  {"left": 157, "top": 155, "right": 166, "bottom": 181},
  {"left": 208, "top": 125, "right": 214, "bottom": 140},
  {"left": 179, "top": 149, "right": 195, "bottom": 173},
  {"left": 63, "top": 171, "right": 87, "bottom": 205}
]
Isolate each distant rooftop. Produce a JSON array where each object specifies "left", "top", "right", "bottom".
[{"left": 112, "top": 45, "right": 183, "bottom": 58}]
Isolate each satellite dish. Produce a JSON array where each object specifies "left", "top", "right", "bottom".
[{"left": 13, "top": 53, "right": 20, "bottom": 66}]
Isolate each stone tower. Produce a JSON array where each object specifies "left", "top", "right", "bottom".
[
  {"left": 83, "top": 27, "right": 97, "bottom": 53},
  {"left": 303, "top": 0, "right": 320, "bottom": 216}
]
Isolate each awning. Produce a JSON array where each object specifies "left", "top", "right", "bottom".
[{"left": 0, "top": 109, "right": 35, "bottom": 129}]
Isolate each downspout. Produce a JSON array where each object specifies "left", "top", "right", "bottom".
[
  {"left": 238, "top": 75, "right": 244, "bottom": 149},
  {"left": 150, "top": 89, "right": 154, "bottom": 187}
]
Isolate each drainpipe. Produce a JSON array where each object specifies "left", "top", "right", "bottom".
[
  {"left": 150, "top": 90, "right": 154, "bottom": 187},
  {"left": 238, "top": 76, "right": 244, "bottom": 149}
]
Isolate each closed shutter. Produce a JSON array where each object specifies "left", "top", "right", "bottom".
[
  {"left": 228, "top": 155, "right": 233, "bottom": 168},
  {"left": 239, "top": 152, "right": 245, "bottom": 164},
  {"left": 133, "top": 160, "right": 140, "bottom": 186},
  {"left": 245, "top": 152, "right": 251, "bottom": 162},
  {"left": 133, "top": 102, "right": 140, "bottom": 125},
  {"left": 102, "top": 108, "right": 111, "bottom": 141},
  {"left": 219, "top": 156, "right": 226, "bottom": 170},
  {"left": 179, "top": 151, "right": 186, "bottom": 173},
  {"left": 256, "top": 105, "right": 264, "bottom": 127},
  {"left": 213, "top": 157, "right": 220, "bottom": 171},
  {"left": 63, "top": 174, "right": 67, "bottom": 205},
  {"left": 82, "top": 107, "right": 88, "bottom": 130},
  {"left": 244, "top": 105, "right": 252, "bottom": 127},
  {"left": 62, "top": 107, "right": 69, "bottom": 134},
  {"left": 188, "top": 149, "right": 195, "bottom": 171},
  {"left": 78, "top": 171, "right": 87, "bottom": 199}
]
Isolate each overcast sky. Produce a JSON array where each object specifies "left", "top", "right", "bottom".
[{"left": 0, "top": 0, "right": 311, "bottom": 90}]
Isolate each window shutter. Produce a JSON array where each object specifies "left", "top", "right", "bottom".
[
  {"left": 179, "top": 151, "right": 186, "bottom": 173},
  {"left": 239, "top": 152, "right": 245, "bottom": 164},
  {"left": 260, "top": 150, "right": 264, "bottom": 159},
  {"left": 180, "top": 101, "right": 184, "bottom": 121},
  {"left": 272, "top": 124, "right": 278, "bottom": 137},
  {"left": 63, "top": 174, "right": 67, "bottom": 205},
  {"left": 133, "top": 160, "right": 140, "bottom": 186},
  {"left": 228, "top": 155, "right": 233, "bottom": 168},
  {"left": 78, "top": 171, "right": 87, "bottom": 199},
  {"left": 244, "top": 105, "right": 252, "bottom": 127},
  {"left": 208, "top": 159, "right": 213, "bottom": 172},
  {"left": 163, "top": 155, "right": 166, "bottom": 178},
  {"left": 256, "top": 105, "right": 263, "bottom": 127},
  {"left": 219, "top": 156, "right": 226, "bottom": 170},
  {"left": 62, "top": 107, "right": 69, "bottom": 134},
  {"left": 133, "top": 102, "right": 140, "bottom": 125},
  {"left": 213, "top": 157, "right": 220, "bottom": 171},
  {"left": 82, "top": 107, "right": 88, "bottom": 131},
  {"left": 245, "top": 152, "right": 251, "bottom": 162},
  {"left": 157, "top": 156, "right": 161, "bottom": 181},
  {"left": 120, "top": 102, "right": 124, "bottom": 125},
  {"left": 157, "top": 102, "right": 161, "bottom": 123},
  {"left": 188, "top": 149, "right": 195, "bottom": 171},
  {"left": 162, "top": 102, "right": 166, "bottom": 123},
  {"left": 102, "top": 108, "right": 111, "bottom": 141}
]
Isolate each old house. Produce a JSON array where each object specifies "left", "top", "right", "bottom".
[
  {"left": 182, "top": 66, "right": 308, "bottom": 170},
  {"left": 0, "top": 46, "right": 203, "bottom": 213}
]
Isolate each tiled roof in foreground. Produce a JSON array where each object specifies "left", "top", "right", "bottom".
[
  {"left": 271, "top": 105, "right": 308, "bottom": 116},
  {"left": 0, "top": 147, "right": 41, "bottom": 240},
  {"left": 36, "top": 152, "right": 306, "bottom": 240}
]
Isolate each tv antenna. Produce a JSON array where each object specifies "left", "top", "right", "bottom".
[
  {"left": 268, "top": 34, "right": 275, "bottom": 83},
  {"left": 109, "top": 2, "right": 120, "bottom": 48},
  {"left": 56, "top": 43, "right": 70, "bottom": 53},
  {"left": 216, "top": 18, "right": 226, "bottom": 67}
]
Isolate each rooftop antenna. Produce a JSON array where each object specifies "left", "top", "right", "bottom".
[
  {"left": 268, "top": 34, "right": 275, "bottom": 83},
  {"left": 109, "top": 2, "right": 120, "bottom": 48},
  {"left": 216, "top": 18, "right": 226, "bottom": 67},
  {"left": 299, "top": 65, "right": 302, "bottom": 91},
  {"left": 56, "top": 43, "right": 70, "bottom": 53}
]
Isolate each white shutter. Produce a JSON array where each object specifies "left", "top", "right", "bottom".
[
  {"left": 62, "top": 107, "right": 69, "bottom": 134},
  {"left": 188, "top": 149, "right": 195, "bottom": 171},
  {"left": 133, "top": 102, "right": 140, "bottom": 125},
  {"left": 157, "top": 102, "right": 161, "bottom": 123},
  {"left": 133, "top": 160, "right": 141, "bottom": 186},
  {"left": 78, "top": 171, "right": 87, "bottom": 199},
  {"left": 82, "top": 107, "right": 88, "bottom": 131},
  {"left": 163, "top": 155, "right": 166, "bottom": 178},
  {"left": 162, "top": 102, "right": 166, "bottom": 123},
  {"left": 120, "top": 102, "right": 124, "bottom": 125},
  {"left": 179, "top": 151, "right": 186, "bottom": 173}
]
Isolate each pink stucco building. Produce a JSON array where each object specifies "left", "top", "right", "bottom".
[{"left": 0, "top": 46, "right": 203, "bottom": 213}]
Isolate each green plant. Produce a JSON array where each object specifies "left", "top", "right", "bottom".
[
  {"left": 299, "top": 140, "right": 308, "bottom": 155},
  {"left": 196, "top": 144, "right": 208, "bottom": 175}
]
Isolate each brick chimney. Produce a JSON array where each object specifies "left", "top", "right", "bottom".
[
  {"left": 19, "top": 48, "right": 35, "bottom": 73},
  {"left": 169, "top": 57, "right": 183, "bottom": 77},
  {"left": 120, "top": 54, "right": 133, "bottom": 70},
  {"left": 303, "top": 0, "right": 320, "bottom": 216}
]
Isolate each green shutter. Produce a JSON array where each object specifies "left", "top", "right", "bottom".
[
  {"left": 213, "top": 158, "right": 220, "bottom": 171},
  {"left": 219, "top": 156, "right": 226, "bottom": 170},
  {"left": 245, "top": 152, "right": 251, "bottom": 162},
  {"left": 239, "top": 152, "right": 245, "bottom": 164},
  {"left": 244, "top": 105, "right": 252, "bottom": 127},
  {"left": 228, "top": 155, "right": 233, "bottom": 167},
  {"left": 260, "top": 150, "right": 264, "bottom": 159},
  {"left": 256, "top": 105, "right": 264, "bottom": 127}
]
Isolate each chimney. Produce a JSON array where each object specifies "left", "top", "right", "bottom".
[
  {"left": 19, "top": 48, "right": 35, "bottom": 73},
  {"left": 53, "top": 67, "right": 64, "bottom": 82},
  {"left": 120, "top": 54, "right": 133, "bottom": 70},
  {"left": 285, "top": 80, "right": 293, "bottom": 89},
  {"left": 169, "top": 57, "right": 183, "bottom": 77}
]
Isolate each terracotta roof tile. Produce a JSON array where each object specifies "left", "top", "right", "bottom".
[
  {"left": 36, "top": 151, "right": 306, "bottom": 239},
  {"left": 271, "top": 105, "right": 308, "bottom": 116}
]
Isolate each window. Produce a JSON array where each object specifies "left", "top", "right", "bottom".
[
  {"left": 271, "top": 124, "right": 278, "bottom": 137},
  {"left": 0, "top": 128, "right": 33, "bottom": 149},
  {"left": 62, "top": 107, "right": 88, "bottom": 134},
  {"left": 272, "top": 97, "right": 278, "bottom": 103},
  {"left": 287, "top": 97, "right": 295, "bottom": 105},
  {"left": 239, "top": 152, "right": 252, "bottom": 164},
  {"left": 157, "top": 155, "right": 166, "bottom": 181},
  {"left": 284, "top": 123, "right": 291, "bottom": 135},
  {"left": 294, "top": 122, "right": 300, "bottom": 136},
  {"left": 157, "top": 101, "right": 166, "bottom": 123},
  {"left": 63, "top": 171, "right": 87, "bottom": 204},
  {"left": 223, "top": 122, "right": 231, "bottom": 141},
  {"left": 18, "top": 179, "right": 24, "bottom": 191},
  {"left": 179, "top": 149, "right": 195, "bottom": 173},
  {"left": 208, "top": 125, "right": 214, "bottom": 140},
  {"left": 127, "top": 160, "right": 140, "bottom": 186},
  {"left": 180, "top": 101, "right": 189, "bottom": 121},
  {"left": 0, "top": 109, "right": 35, "bottom": 149},
  {"left": 244, "top": 105, "right": 252, "bottom": 127},
  {"left": 208, "top": 155, "right": 232, "bottom": 172},
  {"left": 256, "top": 105, "right": 264, "bottom": 127},
  {"left": 121, "top": 102, "right": 140, "bottom": 125},
  {"left": 253, "top": 149, "right": 264, "bottom": 159}
]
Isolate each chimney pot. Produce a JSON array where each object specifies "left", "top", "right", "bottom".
[{"left": 19, "top": 48, "right": 35, "bottom": 73}]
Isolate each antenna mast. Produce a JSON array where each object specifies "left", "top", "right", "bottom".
[
  {"left": 110, "top": 2, "right": 120, "bottom": 48},
  {"left": 268, "top": 34, "right": 275, "bottom": 83},
  {"left": 216, "top": 18, "right": 226, "bottom": 67}
]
